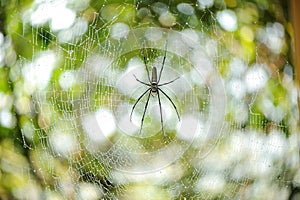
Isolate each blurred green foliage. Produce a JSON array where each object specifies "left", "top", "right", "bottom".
[{"left": 0, "top": 0, "right": 298, "bottom": 199}]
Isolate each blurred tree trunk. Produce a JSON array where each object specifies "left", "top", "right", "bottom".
[{"left": 290, "top": 0, "right": 300, "bottom": 114}]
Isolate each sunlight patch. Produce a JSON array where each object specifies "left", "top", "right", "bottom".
[
  {"left": 82, "top": 108, "right": 116, "bottom": 143},
  {"left": 177, "top": 114, "right": 199, "bottom": 141},
  {"left": 95, "top": 108, "right": 116, "bottom": 137},
  {"left": 245, "top": 64, "right": 269, "bottom": 92},
  {"left": 197, "top": 0, "right": 214, "bottom": 9},
  {"left": 22, "top": 51, "right": 57, "bottom": 94},
  {"left": 257, "top": 22, "right": 285, "bottom": 54},
  {"left": 49, "top": 131, "right": 77, "bottom": 158},
  {"left": 195, "top": 173, "right": 226, "bottom": 194},
  {"left": 145, "top": 28, "right": 163, "bottom": 41},
  {"left": 177, "top": 3, "right": 195, "bottom": 15},
  {"left": 30, "top": 1, "right": 75, "bottom": 31},
  {"left": 228, "top": 78, "right": 246, "bottom": 99},
  {"left": 217, "top": 9, "right": 237, "bottom": 32},
  {"left": 111, "top": 23, "right": 130, "bottom": 40},
  {"left": 0, "top": 109, "right": 16, "bottom": 128},
  {"left": 159, "top": 12, "right": 176, "bottom": 27},
  {"left": 59, "top": 70, "right": 76, "bottom": 90},
  {"left": 77, "top": 182, "right": 103, "bottom": 199}
]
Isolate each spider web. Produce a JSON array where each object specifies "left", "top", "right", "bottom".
[{"left": 8, "top": 0, "right": 299, "bottom": 199}]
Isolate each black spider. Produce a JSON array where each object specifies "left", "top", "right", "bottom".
[{"left": 130, "top": 42, "right": 180, "bottom": 137}]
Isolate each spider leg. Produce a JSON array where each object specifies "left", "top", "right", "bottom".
[
  {"left": 158, "top": 40, "right": 168, "bottom": 83},
  {"left": 139, "top": 91, "right": 151, "bottom": 134},
  {"left": 142, "top": 42, "right": 151, "bottom": 82},
  {"left": 133, "top": 74, "right": 151, "bottom": 86},
  {"left": 157, "top": 90, "right": 165, "bottom": 137},
  {"left": 158, "top": 88, "right": 180, "bottom": 121},
  {"left": 130, "top": 88, "right": 151, "bottom": 121},
  {"left": 158, "top": 76, "right": 180, "bottom": 86}
]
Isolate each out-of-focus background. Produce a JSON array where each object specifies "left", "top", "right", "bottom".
[{"left": 0, "top": 0, "right": 299, "bottom": 199}]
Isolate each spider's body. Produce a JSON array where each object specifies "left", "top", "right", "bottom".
[
  {"left": 151, "top": 67, "right": 158, "bottom": 94},
  {"left": 130, "top": 42, "right": 180, "bottom": 137}
]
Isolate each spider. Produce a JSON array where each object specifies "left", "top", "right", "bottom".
[{"left": 130, "top": 42, "right": 180, "bottom": 137}]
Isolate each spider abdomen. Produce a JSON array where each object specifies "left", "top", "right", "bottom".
[
  {"left": 151, "top": 67, "right": 158, "bottom": 93},
  {"left": 151, "top": 67, "right": 157, "bottom": 83}
]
